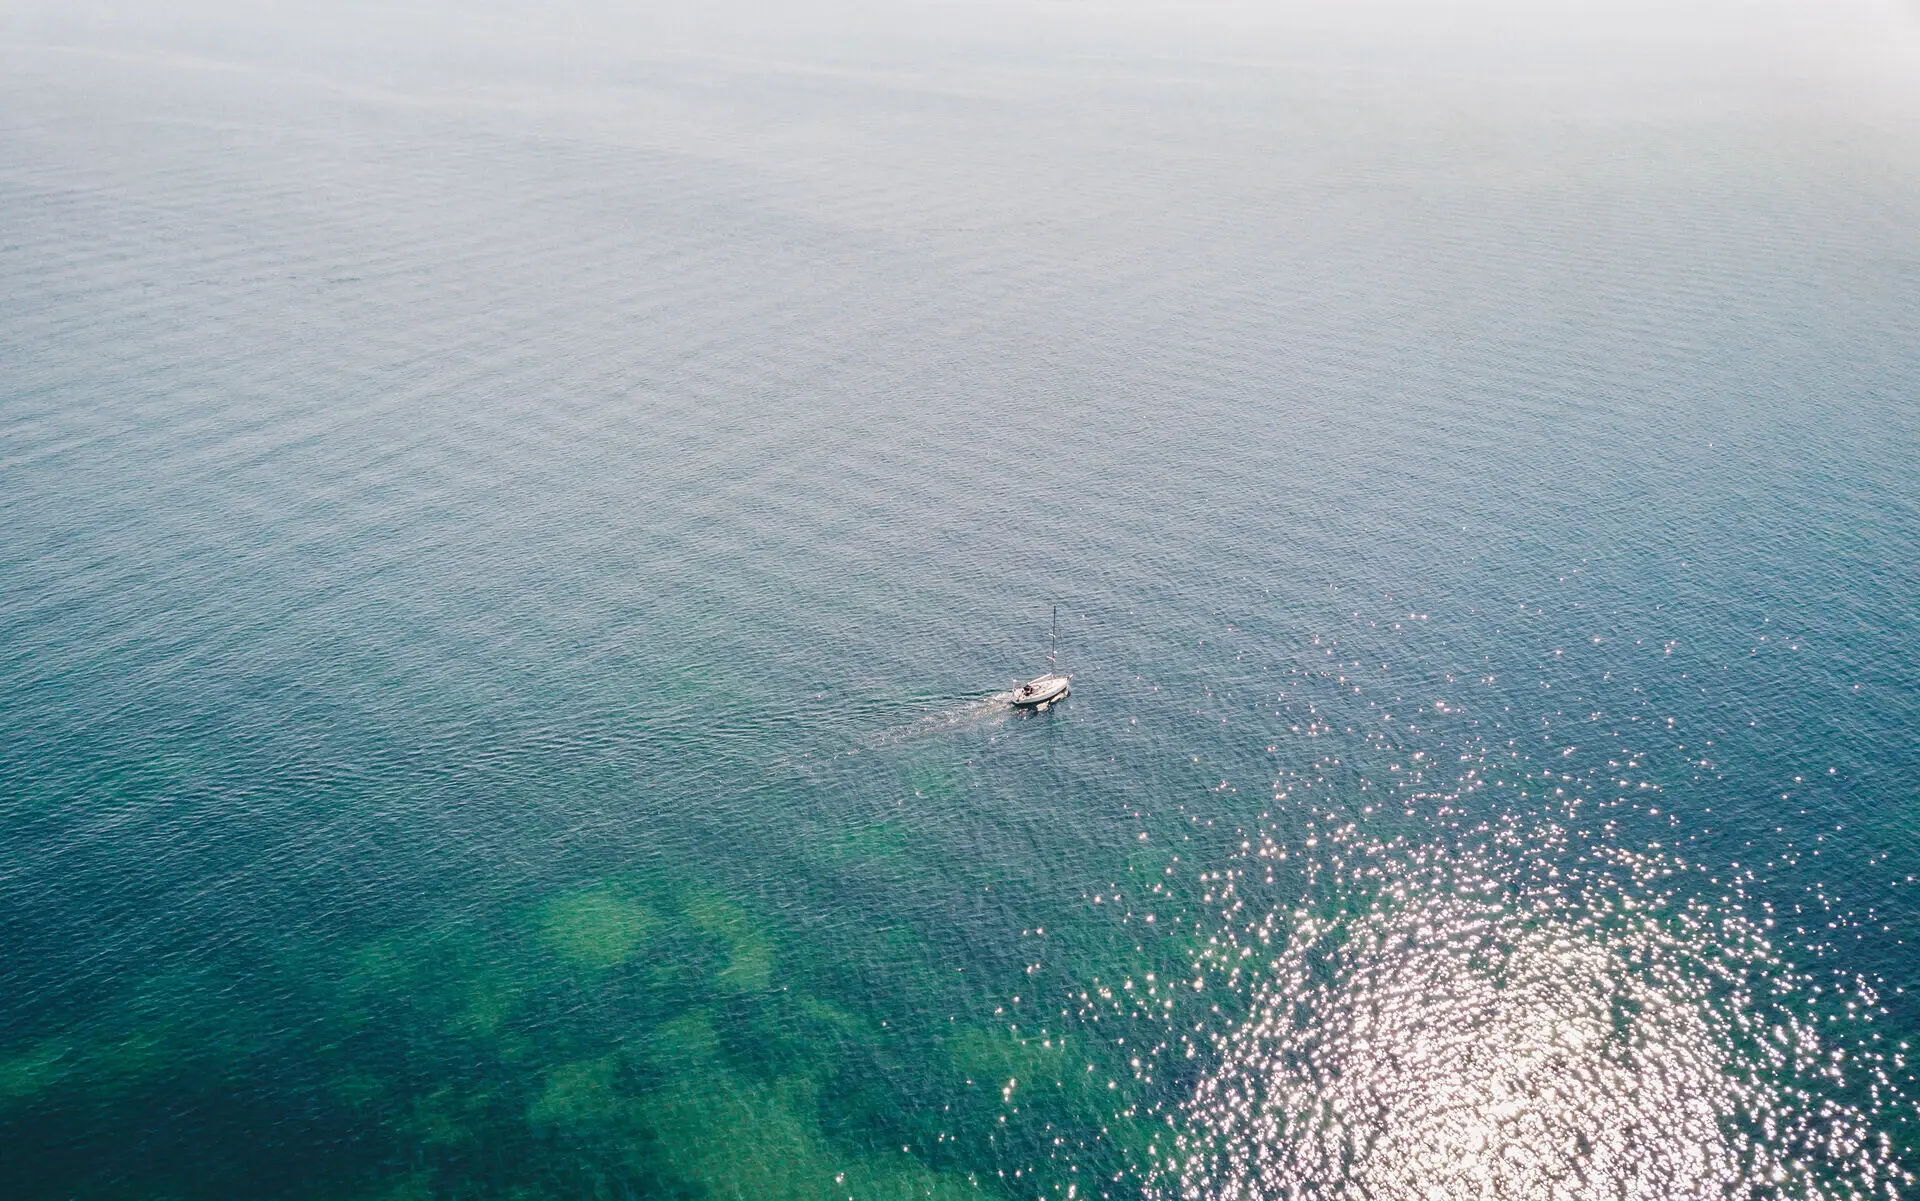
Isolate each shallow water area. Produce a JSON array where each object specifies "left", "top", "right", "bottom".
[{"left": 3, "top": 2, "right": 1919, "bottom": 1199}]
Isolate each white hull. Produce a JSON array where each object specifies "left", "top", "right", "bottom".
[{"left": 1011, "top": 674, "right": 1071, "bottom": 707}]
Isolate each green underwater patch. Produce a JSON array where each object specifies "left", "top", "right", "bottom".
[
  {"left": 639, "top": 1070, "right": 980, "bottom": 1201},
  {"left": 681, "top": 889, "right": 774, "bottom": 992},
  {"left": 341, "top": 925, "right": 535, "bottom": 1040},
  {"left": 538, "top": 888, "right": 658, "bottom": 969},
  {"left": 405, "top": 1085, "right": 493, "bottom": 1148},
  {"left": 0, "top": 1039, "right": 71, "bottom": 1102},
  {"left": 648, "top": 1009, "right": 722, "bottom": 1066},
  {"left": 528, "top": 1055, "right": 627, "bottom": 1133},
  {"left": 798, "top": 996, "right": 865, "bottom": 1034},
  {"left": 9, "top": 858, "right": 1069, "bottom": 1201},
  {"left": 947, "top": 1027, "right": 1079, "bottom": 1095}
]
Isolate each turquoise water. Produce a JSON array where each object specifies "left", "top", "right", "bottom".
[{"left": 4, "top": 4, "right": 1919, "bottom": 1198}]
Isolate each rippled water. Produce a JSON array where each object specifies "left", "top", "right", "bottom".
[{"left": 3, "top": 3, "right": 1918, "bottom": 1199}]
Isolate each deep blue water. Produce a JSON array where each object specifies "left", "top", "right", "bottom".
[{"left": 3, "top": 3, "right": 1918, "bottom": 1198}]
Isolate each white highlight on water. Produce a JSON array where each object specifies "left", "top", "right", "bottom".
[{"left": 1153, "top": 830, "right": 1911, "bottom": 1201}]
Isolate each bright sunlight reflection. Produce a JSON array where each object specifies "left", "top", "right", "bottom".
[{"left": 1154, "top": 829, "right": 1910, "bottom": 1201}]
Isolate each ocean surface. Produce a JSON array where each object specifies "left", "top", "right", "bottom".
[{"left": 4, "top": 3, "right": 1919, "bottom": 1198}]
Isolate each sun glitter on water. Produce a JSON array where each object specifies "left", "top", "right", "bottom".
[{"left": 1145, "top": 823, "right": 1913, "bottom": 1201}]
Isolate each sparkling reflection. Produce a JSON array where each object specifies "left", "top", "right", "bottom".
[{"left": 1152, "top": 829, "right": 1911, "bottom": 1201}]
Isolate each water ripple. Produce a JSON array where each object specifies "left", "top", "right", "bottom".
[{"left": 1154, "top": 826, "right": 1911, "bottom": 1201}]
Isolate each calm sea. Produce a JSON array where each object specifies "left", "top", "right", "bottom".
[{"left": 4, "top": 3, "right": 1918, "bottom": 1198}]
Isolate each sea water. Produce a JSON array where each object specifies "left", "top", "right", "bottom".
[{"left": 3, "top": 2, "right": 1918, "bottom": 1198}]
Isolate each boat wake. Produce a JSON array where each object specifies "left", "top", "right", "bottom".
[{"left": 861, "top": 691, "right": 1022, "bottom": 747}]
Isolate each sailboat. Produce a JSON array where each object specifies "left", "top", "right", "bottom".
[{"left": 1011, "top": 605, "right": 1071, "bottom": 709}]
